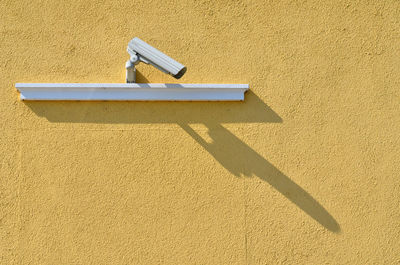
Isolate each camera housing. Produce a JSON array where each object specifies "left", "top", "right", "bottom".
[{"left": 126, "top": 37, "right": 187, "bottom": 82}]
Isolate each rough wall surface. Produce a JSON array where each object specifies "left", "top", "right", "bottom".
[{"left": 1, "top": 0, "right": 399, "bottom": 264}]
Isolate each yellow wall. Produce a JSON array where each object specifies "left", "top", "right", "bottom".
[{"left": 1, "top": 0, "right": 399, "bottom": 264}]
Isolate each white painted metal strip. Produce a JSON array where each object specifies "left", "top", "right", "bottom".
[{"left": 15, "top": 83, "right": 249, "bottom": 101}]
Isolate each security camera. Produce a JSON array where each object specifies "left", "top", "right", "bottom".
[{"left": 126, "top": 37, "right": 187, "bottom": 83}]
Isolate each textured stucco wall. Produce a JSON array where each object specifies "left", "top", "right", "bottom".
[{"left": 1, "top": 0, "right": 399, "bottom": 264}]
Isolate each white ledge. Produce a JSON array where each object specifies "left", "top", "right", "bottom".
[{"left": 16, "top": 83, "right": 249, "bottom": 101}]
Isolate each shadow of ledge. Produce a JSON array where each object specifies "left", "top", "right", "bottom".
[{"left": 23, "top": 90, "right": 282, "bottom": 124}]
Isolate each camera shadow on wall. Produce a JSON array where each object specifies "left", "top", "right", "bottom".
[{"left": 24, "top": 71, "right": 340, "bottom": 233}]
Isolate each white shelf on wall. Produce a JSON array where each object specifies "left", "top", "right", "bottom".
[{"left": 15, "top": 83, "right": 249, "bottom": 101}]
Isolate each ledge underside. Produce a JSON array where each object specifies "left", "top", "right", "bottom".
[{"left": 16, "top": 83, "right": 249, "bottom": 101}]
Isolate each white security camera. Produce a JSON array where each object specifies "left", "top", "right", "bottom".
[{"left": 126, "top": 37, "right": 187, "bottom": 83}]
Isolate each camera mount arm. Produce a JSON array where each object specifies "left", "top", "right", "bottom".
[{"left": 125, "top": 52, "right": 143, "bottom": 83}]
